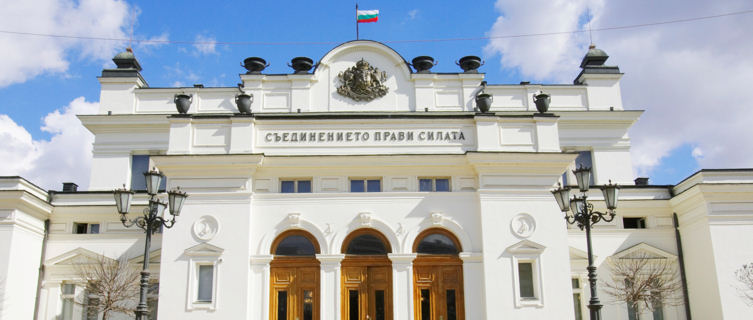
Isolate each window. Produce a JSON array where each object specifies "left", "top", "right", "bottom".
[
  {"left": 572, "top": 278, "right": 583, "bottom": 320},
  {"left": 61, "top": 283, "right": 75, "bottom": 320},
  {"left": 197, "top": 265, "right": 214, "bottom": 302},
  {"left": 74, "top": 223, "right": 100, "bottom": 234},
  {"left": 131, "top": 155, "right": 166, "bottom": 191},
  {"left": 506, "top": 240, "right": 545, "bottom": 307},
  {"left": 147, "top": 282, "right": 159, "bottom": 319},
  {"left": 518, "top": 262, "right": 535, "bottom": 298},
  {"left": 84, "top": 290, "right": 99, "bottom": 320},
  {"left": 350, "top": 178, "right": 381, "bottom": 192},
  {"left": 419, "top": 178, "right": 450, "bottom": 192},
  {"left": 415, "top": 232, "right": 459, "bottom": 255},
  {"left": 280, "top": 179, "right": 312, "bottom": 193},
  {"left": 623, "top": 217, "right": 646, "bottom": 229},
  {"left": 274, "top": 234, "right": 317, "bottom": 256}
]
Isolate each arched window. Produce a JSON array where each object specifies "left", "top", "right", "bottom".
[
  {"left": 343, "top": 230, "right": 390, "bottom": 255},
  {"left": 415, "top": 229, "right": 460, "bottom": 255},
  {"left": 272, "top": 231, "right": 319, "bottom": 256}
]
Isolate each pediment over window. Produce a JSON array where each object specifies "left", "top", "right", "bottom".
[
  {"left": 505, "top": 240, "right": 546, "bottom": 254},
  {"left": 44, "top": 247, "right": 115, "bottom": 266},
  {"left": 184, "top": 242, "right": 224, "bottom": 257},
  {"left": 611, "top": 243, "right": 676, "bottom": 261},
  {"left": 128, "top": 249, "right": 161, "bottom": 265},
  {"left": 569, "top": 246, "right": 590, "bottom": 261}
]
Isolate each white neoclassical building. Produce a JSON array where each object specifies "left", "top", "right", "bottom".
[{"left": 1, "top": 40, "right": 752, "bottom": 320}]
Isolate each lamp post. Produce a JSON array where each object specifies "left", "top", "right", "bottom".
[
  {"left": 551, "top": 166, "right": 619, "bottom": 320},
  {"left": 113, "top": 169, "right": 187, "bottom": 320}
]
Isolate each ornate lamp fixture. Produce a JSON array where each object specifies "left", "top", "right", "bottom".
[
  {"left": 112, "top": 168, "right": 188, "bottom": 320},
  {"left": 551, "top": 166, "right": 619, "bottom": 320}
]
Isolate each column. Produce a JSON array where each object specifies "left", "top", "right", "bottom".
[
  {"left": 249, "top": 255, "right": 273, "bottom": 320},
  {"left": 317, "top": 254, "right": 345, "bottom": 320},
  {"left": 388, "top": 253, "right": 416, "bottom": 320},
  {"left": 460, "top": 252, "right": 485, "bottom": 320}
]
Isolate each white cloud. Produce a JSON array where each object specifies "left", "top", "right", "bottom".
[
  {"left": 193, "top": 34, "right": 217, "bottom": 56},
  {"left": 485, "top": 0, "right": 753, "bottom": 179},
  {"left": 408, "top": 9, "right": 419, "bottom": 20},
  {"left": 0, "top": 0, "right": 132, "bottom": 87},
  {"left": 0, "top": 97, "right": 98, "bottom": 190}
]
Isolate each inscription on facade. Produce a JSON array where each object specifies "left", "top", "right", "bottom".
[{"left": 263, "top": 129, "right": 467, "bottom": 144}]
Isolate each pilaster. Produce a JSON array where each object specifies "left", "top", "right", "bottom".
[
  {"left": 317, "top": 254, "right": 345, "bottom": 320},
  {"left": 249, "top": 255, "right": 273, "bottom": 320},
  {"left": 388, "top": 253, "right": 417, "bottom": 320}
]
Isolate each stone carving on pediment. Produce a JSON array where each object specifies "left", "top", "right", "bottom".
[{"left": 337, "top": 59, "right": 388, "bottom": 101}]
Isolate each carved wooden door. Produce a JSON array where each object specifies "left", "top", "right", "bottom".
[{"left": 413, "top": 259, "right": 464, "bottom": 320}]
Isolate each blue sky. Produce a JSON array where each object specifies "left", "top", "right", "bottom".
[{"left": 2, "top": 0, "right": 752, "bottom": 189}]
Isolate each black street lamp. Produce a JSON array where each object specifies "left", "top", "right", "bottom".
[
  {"left": 113, "top": 169, "right": 187, "bottom": 320},
  {"left": 551, "top": 166, "right": 619, "bottom": 320}
]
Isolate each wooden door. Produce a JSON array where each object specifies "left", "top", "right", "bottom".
[
  {"left": 341, "top": 258, "right": 392, "bottom": 320},
  {"left": 413, "top": 258, "right": 464, "bottom": 320},
  {"left": 271, "top": 260, "right": 319, "bottom": 320}
]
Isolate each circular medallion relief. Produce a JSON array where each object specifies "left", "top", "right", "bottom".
[
  {"left": 192, "top": 215, "right": 219, "bottom": 241},
  {"left": 510, "top": 213, "right": 536, "bottom": 238}
]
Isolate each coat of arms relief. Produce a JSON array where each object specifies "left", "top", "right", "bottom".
[{"left": 337, "top": 58, "right": 388, "bottom": 101}]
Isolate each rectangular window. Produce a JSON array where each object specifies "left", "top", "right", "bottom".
[
  {"left": 446, "top": 289, "right": 457, "bottom": 320},
  {"left": 575, "top": 151, "right": 595, "bottom": 185},
  {"left": 348, "top": 290, "right": 359, "bottom": 320},
  {"left": 280, "top": 179, "right": 312, "bottom": 193},
  {"left": 350, "top": 179, "right": 381, "bottom": 192},
  {"left": 277, "top": 290, "right": 288, "bottom": 320},
  {"left": 85, "top": 293, "right": 99, "bottom": 320},
  {"left": 147, "top": 282, "right": 159, "bottom": 319},
  {"left": 518, "top": 262, "right": 535, "bottom": 298},
  {"left": 420, "top": 289, "right": 431, "bottom": 320},
  {"left": 131, "top": 155, "right": 166, "bottom": 191},
  {"left": 623, "top": 217, "right": 646, "bottom": 229},
  {"left": 572, "top": 278, "right": 582, "bottom": 320},
  {"left": 652, "top": 292, "right": 664, "bottom": 320},
  {"left": 74, "top": 223, "right": 100, "bottom": 234},
  {"left": 61, "top": 283, "right": 75, "bottom": 320},
  {"left": 419, "top": 178, "right": 451, "bottom": 192},
  {"left": 197, "top": 265, "right": 214, "bottom": 302}
]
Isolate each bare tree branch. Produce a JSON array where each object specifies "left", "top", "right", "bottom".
[
  {"left": 75, "top": 254, "right": 140, "bottom": 320},
  {"left": 735, "top": 262, "right": 753, "bottom": 304},
  {"left": 602, "top": 253, "right": 684, "bottom": 319}
]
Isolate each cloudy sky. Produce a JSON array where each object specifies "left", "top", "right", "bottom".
[{"left": 1, "top": 0, "right": 751, "bottom": 190}]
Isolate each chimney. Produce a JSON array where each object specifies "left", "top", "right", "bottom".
[
  {"left": 62, "top": 182, "right": 78, "bottom": 192},
  {"left": 634, "top": 177, "right": 649, "bottom": 186}
]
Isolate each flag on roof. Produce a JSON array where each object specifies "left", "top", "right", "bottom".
[{"left": 357, "top": 10, "right": 379, "bottom": 23}]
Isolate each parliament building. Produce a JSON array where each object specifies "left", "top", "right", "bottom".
[{"left": 1, "top": 40, "right": 752, "bottom": 320}]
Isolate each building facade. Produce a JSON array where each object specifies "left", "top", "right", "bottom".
[{"left": 1, "top": 40, "right": 752, "bottom": 320}]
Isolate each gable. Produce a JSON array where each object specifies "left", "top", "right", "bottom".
[
  {"left": 611, "top": 243, "right": 677, "bottom": 260},
  {"left": 184, "top": 242, "right": 224, "bottom": 257},
  {"left": 45, "top": 247, "right": 116, "bottom": 266}
]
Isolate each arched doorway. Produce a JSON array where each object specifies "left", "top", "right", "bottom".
[
  {"left": 413, "top": 228, "right": 465, "bottom": 320},
  {"left": 270, "top": 230, "right": 320, "bottom": 320},
  {"left": 341, "top": 229, "right": 393, "bottom": 320}
]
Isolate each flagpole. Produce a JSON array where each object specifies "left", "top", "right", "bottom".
[{"left": 356, "top": 3, "right": 359, "bottom": 40}]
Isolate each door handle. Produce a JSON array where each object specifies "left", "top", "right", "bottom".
[{"left": 366, "top": 315, "right": 371, "bottom": 320}]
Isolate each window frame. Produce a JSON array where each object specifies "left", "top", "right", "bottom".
[
  {"left": 622, "top": 217, "right": 647, "bottom": 229},
  {"left": 60, "top": 283, "right": 76, "bottom": 320},
  {"left": 506, "top": 240, "right": 546, "bottom": 307},
  {"left": 184, "top": 244, "right": 222, "bottom": 311},
  {"left": 418, "top": 177, "right": 451, "bottom": 192},
  {"left": 73, "top": 222, "right": 100, "bottom": 234},
  {"left": 571, "top": 276, "right": 584, "bottom": 320},
  {"left": 279, "top": 178, "right": 313, "bottom": 193},
  {"left": 349, "top": 177, "right": 382, "bottom": 193}
]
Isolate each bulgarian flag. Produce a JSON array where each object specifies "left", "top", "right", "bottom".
[{"left": 357, "top": 10, "right": 379, "bottom": 23}]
